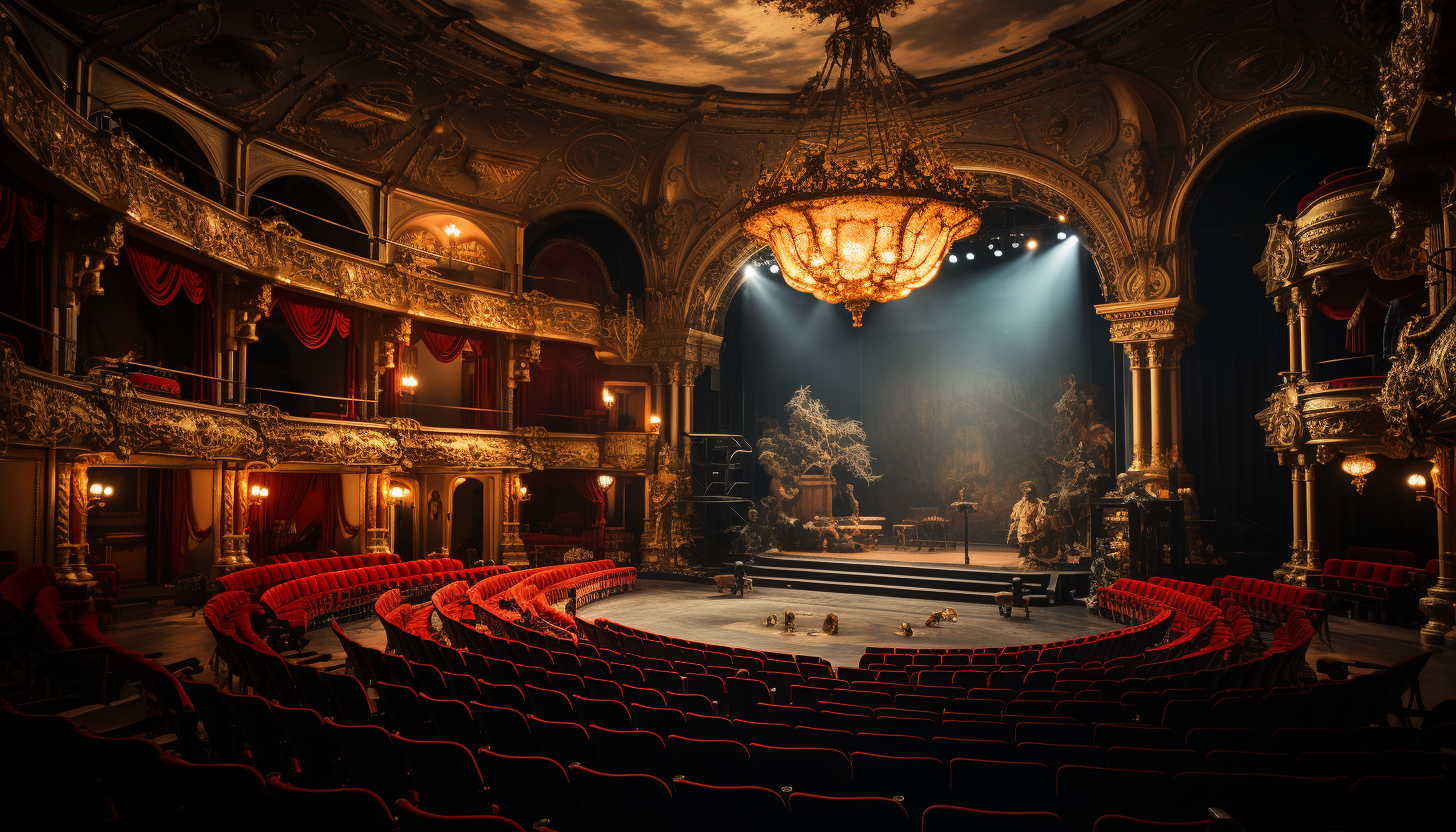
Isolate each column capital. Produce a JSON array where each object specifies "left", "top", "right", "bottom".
[{"left": 1095, "top": 296, "right": 1203, "bottom": 351}]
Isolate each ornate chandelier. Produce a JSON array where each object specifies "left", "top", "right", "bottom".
[{"left": 741, "top": 0, "right": 982, "bottom": 326}]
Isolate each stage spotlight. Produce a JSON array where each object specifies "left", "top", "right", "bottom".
[
  {"left": 1012, "top": 242, "right": 1020, "bottom": 248},
  {"left": 1026, "top": 239, "right": 1038, "bottom": 250},
  {"left": 1069, "top": 234, "right": 1078, "bottom": 242},
  {"left": 948, "top": 254, "right": 958, "bottom": 263},
  {"left": 769, "top": 264, "right": 779, "bottom": 273},
  {"left": 968, "top": 253, "right": 975, "bottom": 260},
  {"left": 988, "top": 243, "right": 995, "bottom": 249},
  {"left": 994, "top": 249, "right": 1003, "bottom": 257},
  {"left": 744, "top": 265, "right": 760, "bottom": 279},
  {"left": 1057, "top": 231, "right": 1067, "bottom": 240}
]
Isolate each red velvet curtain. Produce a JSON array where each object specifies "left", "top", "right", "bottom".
[
  {"left": 515, "top": 341, "right": 603, "bottom": 431},
  {"left": 268, "top": 292, "right": 352, "bottom": 349},
  {"left": 380, "top": 363, "right": 400, "bottom": 418},
  {"left": 124, "top": 240, "right": 217, "bottom": 401},
  {"left": 1317, "top": 273, "right": 1424, "bottom": 354},
  {"left": 147, "top": 470, "right": 210, "bottom": 584},
  {"left": 411, "top": 325, "right": 498, "bottom": 428},
  {"left": 0, "top": 171, "right": 49, "bottom": 367},
  {"left": 247, "top": 472, "right": 342, "bottom": 561},
  {"left": 126, "top": 239, "right": 209, "bottom": 306}
]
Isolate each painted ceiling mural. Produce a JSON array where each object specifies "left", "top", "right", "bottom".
[{"left": 458, "top": 0, "right": 1124, "bottom": 92}]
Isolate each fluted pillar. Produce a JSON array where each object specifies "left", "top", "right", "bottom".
[
  {"left": 1304, "top": 464, "right": 1320, "bottom": 571},
  {"left": 1126, "top": 343, "right": 1149, "bottom": 471},
  {"left": 1291, "top": 463, "right": 1306, "bottom": 565}
]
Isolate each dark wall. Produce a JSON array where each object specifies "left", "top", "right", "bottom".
[
  {"left": 702, "top": 239, "right": 1114, "bottom": 535},
  {"left": 1180, "top": 113, "right": 1432, "bottom": 561},
  {"left": 247, "top": 314, "right": 351, "bottom": 418}
]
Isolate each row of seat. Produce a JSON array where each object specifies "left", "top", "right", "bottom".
[
  {"left": 466, "top": 560, "right": 626, "bottom": 634},
  {"left": 260, "top": 560, "right": 509, "bottom": 637},
  {"left": 216, "top": 553, "right": 402, "bottom": 600},
  {"left": 1210, "top": 575, "right": 1326, "bottom": 624},
  {"left": 858, "top": 610, "right": 1175, "bottom": 669}
]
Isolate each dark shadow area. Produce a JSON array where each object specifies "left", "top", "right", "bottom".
[{"left": 249, "top": 175, "right": 371, "bottom": 258}]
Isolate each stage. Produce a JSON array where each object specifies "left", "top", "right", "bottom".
[{"left": 772, "top": 542, "right": 1082, "bottom": 571}]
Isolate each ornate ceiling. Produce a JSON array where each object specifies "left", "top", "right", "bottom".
[{"left": 455, "top": 0, "right": 1124, "bottom": 93}]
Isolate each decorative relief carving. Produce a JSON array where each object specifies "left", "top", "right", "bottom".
[{"left": 1256, "top": 386, "right": 1304, "bottom": 449}]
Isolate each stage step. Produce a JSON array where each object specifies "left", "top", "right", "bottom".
[{"left": 738, "top": 554, "right": 1080, "bottom": 605}]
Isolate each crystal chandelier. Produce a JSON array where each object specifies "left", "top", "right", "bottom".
[{"left": 741, "top": 0, "right": 982, "bottom": 326}]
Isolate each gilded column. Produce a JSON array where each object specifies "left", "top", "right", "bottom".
[
  {"left": 667, "top": 362, "right": 682, "bottom": 452},
  {"left": 1286, "top": 307, "right": 1302, "bottom": 377},
  {"left": 1148, "top": 343, "right": 1167, "bottom": 473},
  {"left": 1290, "top": 463, "right": 1306, "bottom": 567},
  {"left": 681, "top": 363, "right": 697, "bottom": 450},
  {"left": 70, "top": 460, "right": 94, "bottom": 584},
  {"left": 1169, "top": 356, "right": 1184, "bottom": 468},
  {"left": 211, "top": 461, "right": 229, "bottom": 572},
  {"left": 232, "top": 467, "right": 254, "bottom": 567},
  {"left": 499, "top": 472, "right": 528, "bottom": 566},
  {"left": 1125, "top": 343, "right": 1149, "bottom": 470},
  {"left": 1296, "top": 298, "right": 1313, "bottom": 381},
  {"left": 53, "top": 456, "right": 78, "bottom": 583},
  {"left": 220, "top": 466, "right": 238, "bottom": 567},
  {"left": 651, "top": 363, "right": 664, "bottom": 432},
  {"left": 1419, "top": 446, "right": 1456, "bottom": 645}
]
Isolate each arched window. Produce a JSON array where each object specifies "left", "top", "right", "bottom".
[{"left": 249, "top": 175, "right": 371, "bottom": 258}]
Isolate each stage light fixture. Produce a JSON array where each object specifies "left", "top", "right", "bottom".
[
  {"left": 1057, "top": 213, "right": 1067, "bottom": 222},
  {"left": 968, "top": 253, "right": 975, "bottom": 260},
  {"left": 988, "top": 244, "right": 994, "bottom": 249},
  {"left": 1026, "top": 239, "right": 1038, "bottom": 250},
  {"left": 1012, "top": 242, "right": 1020, "bottom": 248},
  {"left": 994, "top": 249, "right": 1004, "bottom": 257},
  {"left": 948, "top": 254, "right": 958, "bottom": 263},
  {"left": 769, "top": 264, "right": 780, "bottom": 273},
  {"left": 1069, "top": 234, "right": 1078, "bottom": 242},
  {"left": 1057, "top": 231, "right": 1068, "bottom": 240}
]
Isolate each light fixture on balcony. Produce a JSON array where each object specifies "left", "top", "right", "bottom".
[
  {"left": 603, "top": 389, "right": 615, "bottom": 406},
  {"left": 247, "top": 484, "right": 269, "bottom": 507},
  {"left": 648, "top": 414, "right": 661, "bottom": 432},
  {"left": 443, "top": 223, "right": 461, "bottom": 266},
  {"left": 387, "top": 484, "right": 413, "bottom": 507},
  {"left": 400, "top": 374, "right": 419, "bottom": 391},
  {"left": 597, "top": 474, "right": 615, "bottom": 490},
  {"left": 1341, "top": 454, "right": 1376, "bottom": 494},
  {"left": 517, "top": 484, "right": 530, "bottom": 502}
]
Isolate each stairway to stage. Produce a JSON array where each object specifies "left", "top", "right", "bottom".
[{"left": 739, "top": 552, "right": 1088, "bottom": 606}]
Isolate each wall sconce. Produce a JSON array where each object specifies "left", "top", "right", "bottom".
[
  {"left": 648, "top": 414, "right": 661, "bottom": 432},
  {"left": 246, "top": 484, "right": 269, "bottom": 507},
  {"left": 603, "top": 389, "right": 615, "bottom": 406},
  {"left": 443, "top": 223, "right": 461, "bottom": 266},
  {"left": 517, "top": 484, "right": 530, "bottom": 502},
  {"left": 387, "top": 484, "right": 414, "bottom": 507},
  {"left": 400, "top": 373, "right": 419, "bottom": 391},
  {"left": 597, "top": 474, "right": 615, "bottom": 490},
  {"left": 1341, "top": 454, "right": 1376, "bottom": 494},
  {"left": 87, "top": 481, "right": 113, "bottom": 511}
]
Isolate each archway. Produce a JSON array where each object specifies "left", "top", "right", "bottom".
[
  {"left": 248, "top": 175, "right": 371, "bottom": 258},
  {"left": 390, "top": 476, "right": 419, "bottom": 561},
  {"left": 523, "top": 210, "right": 646, "bottom": 312},
  {"left": 114, "top": 108, "right": 225, "bottom": 203},
  {"left": 449, "top": 477, "right": 485, "bottom": 563},
  {"left": 1179, "top": 113, "right": 1386, "bottom": 556}
]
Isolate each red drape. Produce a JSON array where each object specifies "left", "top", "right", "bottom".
[
  {"left": 147, "top": 470, "right": 210, "bottom": 584},
  {"left": 0, "top": 171, "right": 49, "bottom": 367},
  {"left": 247, "top": 472, "right": 343, "bottom": 561},
  {"left": 123, "top": 239, "right": 217, "bottom": 401},
  {"left": 410, "top": 325, "right": 498, "bottom": 429},
  {"left": 515, "top": 341, "right": 603, "bottom": 432},
  {"left": 268, "top": 292, "right": 352, "bottom": 349},
  {"left": 125, "top": 239, "right": 209, "bottom": 306},
  {"left": 1317, "top": 272, "right": 1424, "bottom": 354}
]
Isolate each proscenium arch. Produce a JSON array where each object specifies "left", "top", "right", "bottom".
[{"left": 685, "top": 148, "right": 1135, "bottom": 338}]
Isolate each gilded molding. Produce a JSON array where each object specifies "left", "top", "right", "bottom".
[{"left": 0, "top": 344, "right": 646, "bottom": 473}]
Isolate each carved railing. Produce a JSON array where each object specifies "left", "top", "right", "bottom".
[
  {"left": 1257, "top": 378, "right": 1392, "bottom": 457},
  {"left": 0, "top": 39, "right": 601, "bottom": 346},
  {"left": 0, "top": 345, "right": 650, "bottom": 471}
]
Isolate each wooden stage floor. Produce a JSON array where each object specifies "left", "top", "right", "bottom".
[{"left": 773, "top": 544, "right": 1085, "bottom": 572}]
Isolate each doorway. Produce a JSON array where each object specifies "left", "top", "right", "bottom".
[{"left": 450, "top": 477, "right": 484, "bottom": 564}]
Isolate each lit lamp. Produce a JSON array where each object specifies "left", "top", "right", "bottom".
[
  {"left": 648, "top": 414, "right": 661, "bottom": 433},
  {"left": 597, "top": 474, "right": 615, "bottom": 490},
  {"left": 443, "top": 223, "right": 461, "bottom": 266},
  {"left": 603, "top": 390, "right": 615, "bottom": 406},
  {"left": 1410, "top": 470, "right": 1437, "bottom": 504},
  {"left": 400, "top": 373, "right": 419, "bottom": 391},
  {"left": 388, "top": 484, "right": 412, "bottom": 506},
  {"left": 1341, "top": 455, "right": 1377, "bottom": 494},
  {"left": 87, "top": 481, "right": 113, "bottom": 511},
  {"left": 517, "top": 484, "right": 530, "bottom": 502},
  {"left": 246, "top": 484, "right": 269, "bottom": 507}
]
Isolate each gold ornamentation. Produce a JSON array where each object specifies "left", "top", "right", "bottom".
[
  {"left": 601, "top": 297, "right": 645, "bottom": 363},
  {"left": 740, "top": 9, "right": 982, "bottom": 325}
]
